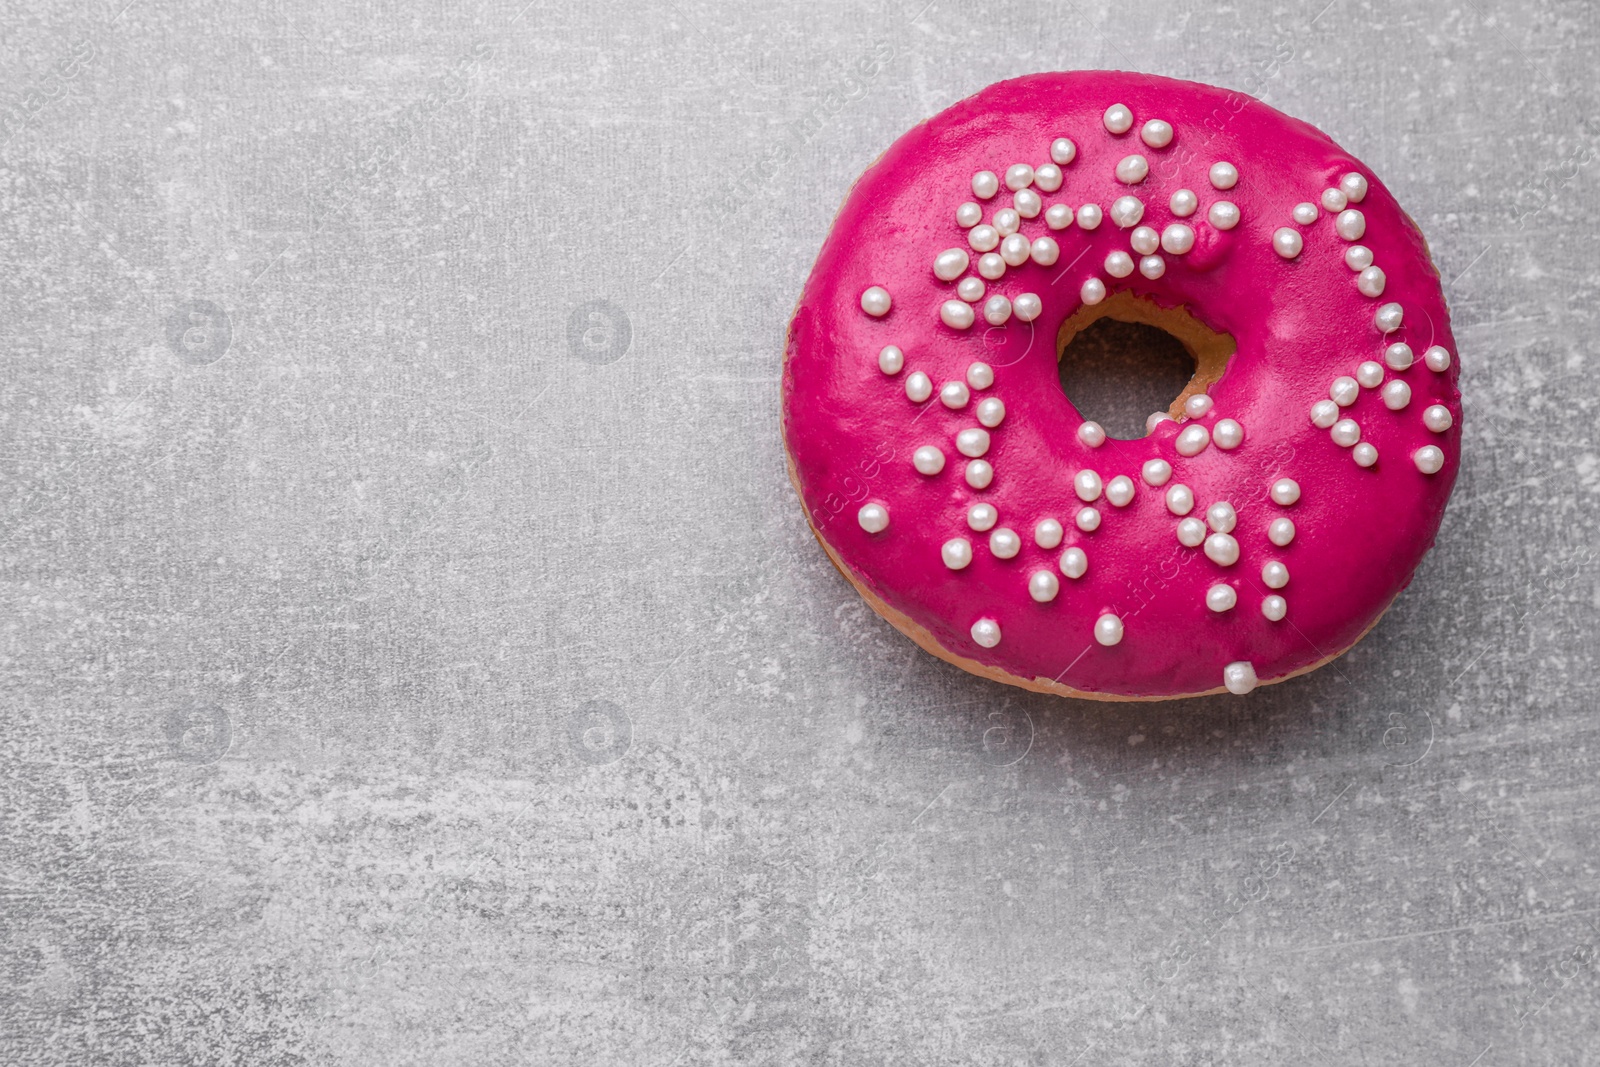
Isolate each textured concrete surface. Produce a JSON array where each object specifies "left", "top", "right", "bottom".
[{"left": 3, "top": 0, "right": 1598, "bottom": 1063}]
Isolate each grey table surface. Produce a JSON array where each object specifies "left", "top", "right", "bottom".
[{"left": 3, "top": 0, "right": 1598, "bottom": 1063}]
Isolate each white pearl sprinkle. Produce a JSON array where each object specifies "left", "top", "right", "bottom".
[
  {"left": 1170, "top": 189, "right": 1198, "bottom": 217},
  {"left": 940, "top": 301, "right": 976, "bottom": 330},
  {"left": 1029, "top": 570, "right": 1060, "bottom": 603},
  {"left": 1345, "top": 245, "right": 1374, "bottom": 271},
  {"left": 857, "top": 503, "right": 889, "bottom": 533},
  {"left": 1061, "top": 547, "right": 1088, "bottom": 580},
  {"left": 1081, "top": 278, "right": 1107, "bottom": 305},
  {"left": 1321, "top": 188, "right": 1348, "bottom": 213},
  {"left": 1261, "top": 596, "right": 1287, "bottom": 622},
  {"left": 1078, "top": 204, "right": 1104, "bottom": 231},
  {"left": 1208, "top": 201, "right": 1240, "bottom": 230},
  {"left": 1035, "top": 518, "right": 1063, "bottom": 549},
  {"left": 1340, "top": 172, "right": 1368, "bottom": 203},
  {"left": 972, "top": 170, "right": 999, "bottom": 199},
  {"left": 1382, "top": 380, "right": 1412, "bottom": 410},
  {"left": 1000, "top": 233, "right": 1031, "bottom": 267},
  {"left": 1140, "top": 119, "right": 1173, "bottom": 147},
  {"left": 978, "top": 252, "right": 1007, "bottom": 280},
  {"left": 1206, "top": 584, "right": 1238, "bottom": 612},
  {"left": 994, "top": 209, "right": 1021, "bottom": 237},
  {"left": 1293, "top": 202, "right": 1319, "bottom": 225},
  {"left": 1206, "top": 501, "right": 1237, "bottom": 534},
  {"left": 1045, "top": 203, "right": 1074, "bottom": 230},
  {"left": 1330, "top": 376, "right": 1360, "bottom": 407},
  {"left": 1385, "top": 342, "right": 1414, "bottom": 370},
  {"left": 1076, "top": 506, "right": 1101, "bottom": 532},
  {"left": 1130, "top": 226, "right": 1160, "bottom": 255},
  {"left": 983, "top": 295, "right": 1013, "bottom": 326},
  {"left": 1330, "top": 418, "right": 1361, "bottom": 447},
  {"left": 1078, "top": 422, "right": 1107, "bottom": 448},
  {"left": 1414, "top": 446, "right": 1445, "bottom": 474},
  {"left": 934, "top": 248, "right": 969, "bottom": 281},
  {"left": 1147, "top": 412, "right": 1174, "bottom": 434},
  {"left": 1375, "top": 303, "right": 1404, "bottom": 333},
  {"left": 1176, "top": 423, "right": 1210, "bottom": 456},
  {"left": 965, "top": 362, "right": 994, "bottom": 390},
  {"left": 1013, "top": 293, "right": 1043, "bottom": 322},
  {"left": 942, "top": 538, "right": 972, "bottom": 569},
  {"left": 861, "top": 287, "right": 891, "bottom": 317},
  {"left": 1268, "top": 517, "right": 1295, "bottom": 547},
  {"left": 1110, "top": 195, "right": 1145, "bottom": 228},
  {"left": 1034, "top": 163, "right": 1063, "bottom": 193},
  {"left": 970, "top": 618, "right": 1001, "bottom": 648},
  {"left": 1335, "top": 209, "right": 1366, "bottom": 242},
  {"left": 1139, "top": 255, "right": 1166, "bottom": 279},
  {"left": 976, "top": 397, "right": 1006, "bottom": 428},
  {"left": 965, "top": 459, "right": 994, "bottom": 489},
  {"left": 957, "top": 202, "right": 983, "bottom": 228},
  {"left": 1005, "top": 163, "right": 1035, "bottom": 191},
  {"left": 1177, "top": 517, "right": 1207, "bottom": 547},
  {"left": 1270, "top": 479, "right": 1300, "bottom": 506},
  {"left": 1142, "top": 459, "right": 1172, "bottom": 486},
  {"left": 1353, "top": 442, "right": 1379, "bottom": 468},
  {"left": 1425, "top": 346, "right": 1452, "bottom": 372},
  {"left": 1358, "top": 266, "right": 1387, "bottom": 298},
  {"left": 957, "top": 277, "right": 985, "bottom": 302},
  {"left": 1261, "top": 560, "right": 1289, "bottom": 589},
  {"left": 906, "top": 371, "right": 933, "bottom": 403},
  {"left": 912, "top": 445, "right": 945, "bottom": 475},
  {"left": 968, "top": 225, "right": 1000, "bottom": 252},
  {"left": 1161, "top": 224, "right": 1196, "bottom": 255},
  {"left": 1105, "top": 475, "right": 1135, "bottom": 507},
  {"left": 1115, "top": 154, "right": 1150, "bottom": 184},
  {"left": 1204, "top": 533, "right": 1240, "bottom": 567},
  {"left": 1074, "top": 469, "right": 1103, "bottom": 502},
  {"left": 1356, "top": 361, "right": 1384, "bottom": 388},
  {"left": 1105, "top": 250, "right": 1135, "bottom": 278},
  {"left": 956, "top": 427, "right": 991, "bottom": 458},
  {"left": 1310, "top": 399, "right": 1339, "bottom": 428},
  {"left": 878, "top": 345, "right": 904, "bottom": 375},
  {"left": 1273, "top": 227, "right": 1303, "bottom": 259},
  {"left": 968, "top": 503, "right": 997, "bottom": 531},
  {"left": 1423, "top": 404, "right": 1454, "bottom": 433},
  {"left": 941, "top": 380, "right": 970, "bottom": 408},
  {"left": 1214, "top": 419, "right": 1243, "bottom": 450},
  {"left": 1184, "top": 394, "right": 1213, "bottom": 418},
  {"left": 1209, "top": 161, "right": 1238, "bottom": 189},
  {"left": 1166, "top": 483, "right": 1194, "bottom": 515},
  {"left": 1103, "top": 104, "right": 1133, "bottom": 134},
  {"left": 990, "top": 527, "right": 1021, "bottom": 558},
  {"left": 1051, "top": 138, "right": 1077, "bottom": 165},
  {"left": 1223, "top": 660, "right": 1258, "bottom": 694},
  {"left": 1093, "top": 612, "right": 1122, "bottom": 645},
  {"left": 1031, "top": 236, "right": 1060, "bottom": 267}
]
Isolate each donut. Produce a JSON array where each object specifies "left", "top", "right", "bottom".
[{"left": 782, "top": 71, "right": 1460, "bottom": 700}]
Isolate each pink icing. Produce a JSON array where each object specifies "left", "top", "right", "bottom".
[{"left": 782, "top": 71, "right": 1460, "bottom": 698}]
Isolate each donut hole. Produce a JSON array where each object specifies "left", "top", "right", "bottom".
[{"left": 1055, "top": 291, "right": 1236, "bottom": 440}]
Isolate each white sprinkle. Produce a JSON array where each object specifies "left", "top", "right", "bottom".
[
  {"left": 1414, "top": 446, "right": 1445, "bottom": 474},
  {"left": 968, "top": 225, "right": 1000, "bottom": 252},
  {"left": 1268, "top": 517, "right": 1295, "bottom": 546},
  {"left": 934, "top": 248, "right": 970, "bottom": 281},
  {"left": 1166, "top": 483, "right": 1195, "bottom": 515},
  {"left": 1204, "top": 533, "right": 1240, "bottom": 567},
  {"left": 1209, "top": 161, "right": 1239, "bottom": 189},
  {"left": 1423, "top": 404, "right": 1454, "bottom": 433},
  {"left": 1340, "top": 172, "right": 1368, "bottom": 203},
  {"left": 1076, "top": 506, "right": 1101, "bottom": 532},
  {"left": 957, "top": 277, "right": 985, "bottom": 302},
  {"left": 956, "top": 427, "right": 991, "bottom": 458},
  {"left": 1385, "top": 342, "right": 1414, "bottom": 370},
  {"left": 1103, "top": 103, "right": 1133, "bottom": 134},
  {"left": 1176, "top": 424, "right": 1210, "bottom": 456},
  {"left": 1081, "top": 278, "right": 1107, "bottom": 305},
  {"left": 941, "top": 380, "right": 970, "bottom": 408},
  {"left": 1375, "top": 303, "right": 1404, "bottom": 333},
  {"left": 1105, "top": 475, "right": 1135, "bottom": 507},
  {"left": 956, "top": 202, "right": 983, "bottom": 228},
  {"left": 1335, "top": 209, "right": 1366, "bottom": 241},
  {"left": 1146, "top": 412, "right": 1174, "bottom": 433},
  {"left": 1139, "top": 255, "right": 1166, "bottom": 279},
  {"left": 1034, "top": 163, "right": 1063, "bottom": 193},
  {"left": 1309, "top": 399, "right": 1339, "bottom": 428},
  {"left": 1142, "top": 459, "right": 1173, "bottom": 486},
  {"left": 1074, "top": 469, "right": 1103, "bottom": 502},
  {"left": 978, "top": 252, "right": 1006, "bottom": 279},
  {"left": 972, "top": 170, "right": 999, "bottom": 199},
  {"left": 857, "top": 503, "right": 889, "bottom": 533},
  {"left": 1078, "top": 421, "right": 1107, "bottom": 448},
  {"left": 1034, "top": 518, "right": 1063, "bottom": 549},
  {"left": 1045, "top": 203, "right": 1074, "bottom": 230},
  {"left": 970, "top": 618, "right": 1001, "bottom": 648},
  {"left": 1293, "top": 202, "right": 1319, "bottom": 225},
  {"left": 1051, "top": 138, "right": 1078, "bottom": 165},
  {"left": 1170, "top": 189, "right": 1198, "bottom": 217},
  {"left": 1177, "top": 517, "right": 1207, "bottom": 547},
  {"left": 942, "top": 538, "right": 972, "bottom": 569},
  {"left": 1014, "top": 189, "right": 1041, "bottom": 218},
  {"left": 1330, "top": 376, "right": 1360, "bottom": 407},
  {"left": 1130, "top": 226, "right": 1160, "bottom": 255},
  {"left": 1321, "top": 188, "right": 1348, "bottom": 213},
  {"left": 990, "top": 527, "right": 1021, "bottom": 559},
  {"left": 1029, "top": 571, "right": 1060, "bottom": 603},
  {"left": 1424, "top": 345, "right": 1452, "bottom": 372},
  {"left": 906, "top": 371, "right": 933, "bottom": 403},
  {"left": 983, "top": 294, "right": 1013, "bottom": 326},
  {"left": 1110, "top": 195, "right": 1145, "bottom": 228},
  {"left": 1184, "top": 394, "right": 1213, "bottom": 418},
  {"left": 1013, "top": 293, "right": 1043, "bottom": 322},
  {"left": 1270, "top": 478, "right": 1301, "bottom": 506},
  {"left": 995, "top": 209, "right": 1021, "bottom": 236},
  {"left": 1353, "top": 442, "right": 1379, "bottom": 467},
  {"left": 1208, "top": 201, "right": 1240, "bottom": 229},
  {"left": 1382, "top": 380, "right": 1412, "bottom": 410},
  {"left": 861, "top": 286, "right": 891, "bottom": 317},
  {"left": 1061, "top": 547, "right": 1088, "bottom": 580},
  {"left": 1261, "top": 561, "right": 1289, "bottom": 589},
  {"left": 1093, "top": 612, "right": 1122, "bottom": 645},
  {"left": 1005, "top": 163, "right": 1035, "bottom": 191},
  {"left": 966, "top": 362, "right": 994, "bottom": 390},
  {"left": 1358, "top": 266, "right": 1387, "bottom": 297},
  {"left": 1356, "top": 361, "right": 1384, "bottom": 388},
  {"left": 1077, "top": 203, "right": 1103, "bottom": 230},
  {"left": 1105, "top": 250, "right": 1135, "bottom": 278},
  {"left": 1115, "top": 154, "right": 1150, "bottom": 184},
  {"left": 1261, "top": 596, "right": 1287, "bottom": 622},
  {"left": 1213, "top": 419, "right": 1244, "bottom": 450},
  {"left": 1345, "top": 245, "right": 1374, "bottom": 271},
  {"left": 965, "top": 459, "right": 994, "bottom": 489},
  {"left": 878, "top": 345, "right": 904, "bottom": 375},
  {"left": 1206, "top": 501, "right": 1237, "bottom": 534},
  {"left": 1206, "top": 584, "right": 1238, "bottom": 612},
  {"left": 912, "top": 445, "right": 945, "bottom": 475},
  {"left": 1330, "top": 418, "right": 1361, "bottom": 447},
  {"left": 1273, "top": 227, "right": 1303, "bottom": 259},
  {"left": 1140, "top": 119, "right": 1173, "bottom": 148},
  {"left": 940, "top": 301, "right": 976, "bottom": 330},
  {"left": 1223, "top": 660, "right": 1258, "bottom": 694},
  {"left": 977, "top": 397, "right": 1006, "bottom": 427},
  {"left": 1161, "top": 223, "right": 1196, "bottom": 254},
  {"left": 1000, "top": 232, "right": 1031, "bottom": 267},
  {"left": 968, "top": 503, "right": 998, "bottom": 531},
  {"left": 1031, "top": 236, "right": 1061, "bottom": 266}
]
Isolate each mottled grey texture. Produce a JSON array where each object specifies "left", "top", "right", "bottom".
[{"left": 2, "top": 0, "right": 1598, "bottom": 1063}]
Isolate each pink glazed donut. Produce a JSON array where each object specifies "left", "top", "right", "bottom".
[{"left": 783, "top": 71, "right": 1461, "bottom": 700}]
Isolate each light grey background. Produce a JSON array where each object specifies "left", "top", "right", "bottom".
[{"left": 3, "top": 0, "right": 1597, "bottom": 1063}]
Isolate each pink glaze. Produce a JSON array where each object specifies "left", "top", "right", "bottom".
[{"left": 783, "top": 71, "right": 1460, "bottom": 698}]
